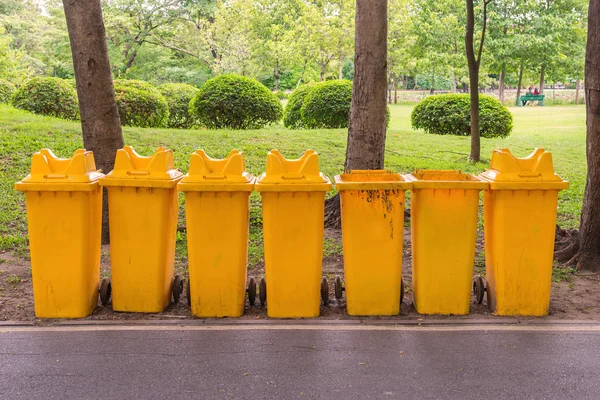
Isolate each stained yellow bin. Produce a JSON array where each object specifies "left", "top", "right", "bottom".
[
  {"left": 100, "top": 146, "right": 183, "bottom": 313},
  {"left": 255, "top": 150, "right": 332, "bottom": 318},
  {"left": 407, "top": 170, "right": 487, "bottom": 315},
  {"left": 15, "top": 149, "right": 104, "bottom": 318},
  {"left": 480, "top": 148, "right": 568, "bottom": 316},
  {"left": 335, "top": 170, "right": 411, "bottom": 316},
  {"left": 178, "top": 150, "right": 255, "bottom": 317}
]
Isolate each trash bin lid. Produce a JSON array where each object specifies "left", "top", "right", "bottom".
[
  {"left": 178, "top": 150, "right": 255, "bottom": 192},
  {"left": 15, "top": 149, "right": 104, "bottom": 192},
  {"left": 100, "top": 146, "right": 183, "bottom": 188},
  {"left": 479, "top": 148, "right": 569, "bottom": 190},
  {"left": 335, "top": 170, "right": 412, "bottom": 191},
  {"left": 255, "top": 149, "right": 332, "bottom": 192},
  {"left": 406, "top": 170, "right": 488, "bottom": 190}
]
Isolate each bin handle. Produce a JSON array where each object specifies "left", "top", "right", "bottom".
[
  {"left": 204, "top": 174, "right": 226, "bottom": 179},
  {"left": 45, "top": 173, "right": 67, "bottom": 179},
  {"left": 519, "top": 172, "right": 541, "bottom": 178},
  {"left": 282, "top": 173, "right": 304, "bottom": 180},
  {"left": 127, "top": 171, "right": 149, "bottom": 176}
]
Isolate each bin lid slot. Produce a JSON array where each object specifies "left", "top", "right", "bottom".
[
  {"left": 16, "top": 148, "right": 103, "bottom": 185},
  {"left": 480, "top": 148, "right": 565, "bottom": 183},
  {"left": 258, "top": 149, "right": 329, "bottom": 185},
  {"left": 104, "top": 146, "right": 183, "bottom": 181},
  {"left": 179, "top": 149, "right": 253, "bottom": 184}
]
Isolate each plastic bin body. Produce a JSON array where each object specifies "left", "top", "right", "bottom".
[
  {"left": 481, "top": 148, "right": 568, "bottom": 316},
  {"left": 335, "top": 171, "right": 411, "bottom": 316},
  {"left": 255, "top": 150, "right": 332, "bottom": 318},
  {"left": 100, "top": 146, "right": 182, "bottom": 313},
  {"left": 178, "top": 150, "right": 254, "bottom": 317},
  {"left": 408, "top": 171, "right": 487, "bottom": 315},
  {"left": 15, "top": 149, "right": 103, "bottom": 318}
]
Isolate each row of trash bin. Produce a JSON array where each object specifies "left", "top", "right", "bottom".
[{"left": 15, "top": 146, "right": 568, "bottom": 319}]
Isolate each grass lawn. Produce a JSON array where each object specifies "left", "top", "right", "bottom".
[{"left": 0, "top": 103, "right": 586, "bottom": 264}]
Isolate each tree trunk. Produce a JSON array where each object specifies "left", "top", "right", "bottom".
[
  {"left": 556, "top": 0, "right": 600, "bottom": 271},
  {"left": 63, "top": 0, "right": 124, "bottom": 244},
  {"left": 465, "top": 0, "right": 480, "bottom": 162},
  {"left": 393, "top": 73, "right": 398, "bottom": 104},
  {"left": 325, "top": 0, "right": 388, "bottom": 228},
  {"left": 540, "top": 65, "right": 545, "bottom": 95},
  {"left": 576, "top": 79, "right": 581, "bottom": 104},
  {"left": 516, "top": 61, "right": 524, "bottom": 107},
  {"left": 430, "top": 71, "right": 435, "bottom": 95},
  {"left": 339, "top": 53, "right": 344, "bottom": 80},
  {"left": 297, "top": 60, "right": 307, "bottom": 88},
  {"left": 320, "top": 63, "right": 326, "bottom": 81},
  {"left": 499, "top": 64, "right": 505, "bottom": 103},
  {"left": 453, "top": 74, "right": 457, "bottom": 93},
  {"left": 274, "top": 57, "right": 279, "bottom": 91}
]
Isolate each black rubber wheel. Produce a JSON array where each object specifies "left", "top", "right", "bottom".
[
  {"left": 473, "top": 275, "right": 485, "bottom": 305},
  {"left": 334, "top": 275, "right": 344, "bottom": 300},
  {"left": 99, "top": 278, "right": 111, "bottom": 306},
  {"left": 400, "top": 278, "right": 405, "bottom": 305},
  {"left": 248, "top": 276, "right": 257, "bottom": 306},
  {"left": 321, "top": 276, "right": 330, "bottom": 306},
  {"left": 259, "top": 278, "right": 267, "bottom": 307},
  {"left": 187, "top": 279, "right": 191, "bottom": 307},
  {"left": 172, "top": 275, "right": 184, "bottom": 304}
]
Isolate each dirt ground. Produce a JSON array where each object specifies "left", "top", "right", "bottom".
[{"left": 1, "top": 227, "right": 599, "bottom": 323}]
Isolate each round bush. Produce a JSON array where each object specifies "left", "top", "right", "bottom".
[
  {"left": 300, "top": 80, "right": 352, "bottom": 129},
  {"left": 411, "top": 94, "right": 513, "bottom": 138},
  {"left": 158, "top": 83, "right": 199, "bottom": 129},
  {"left": 113, "top": 79, "right": 169, "bottom": 128},
  {"left": 12, "top": 77, "right": 79, "bottom": 120},
  {"left": 189, "top": 74, "right": 283, "bottom": 129},
  {"left": 283, "top": 84, "right": 314, "bottom": 129},
  {"left": 0, "top": 79, "right": 16, "bottom": 104}
]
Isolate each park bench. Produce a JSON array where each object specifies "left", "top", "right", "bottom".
[{"left": 519, "top": 94, "right": 545, "bottom": 106}]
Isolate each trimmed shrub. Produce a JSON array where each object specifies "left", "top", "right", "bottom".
[
  {"left": 158, "top": 83, "right": 200, "bottom": 129},
  {"left": 411, "top": 93, "right": 513, "bottom": 138},
  {"left": 283, "top": 84, "right": 314, "bottom": 129},
  {"left": 300, "top": 80, "right": 352, "bottom": 129},
  {"left": 113, "top": 79, "right": 169, "bottom": 128},
  {"left": 189, "top": 74, "right": 283, "bottom": 129},
  {"left": 0, "top": 79, "right": 16, "bottom": 104},
  {"left": 12, "top": 77, "right": 79, "bottom": 120}
]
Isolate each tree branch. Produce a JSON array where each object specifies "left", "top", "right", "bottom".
[{"left": 476, "top": 0, "right": 492, "bottom": 66}]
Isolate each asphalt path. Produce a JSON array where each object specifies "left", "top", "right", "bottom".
[{"left": 1, "top": 322, "right": 599, "bottom": 399}]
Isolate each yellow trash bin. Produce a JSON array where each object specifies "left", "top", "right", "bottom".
[
  {"left": 479, "top": 148, "right": 568, "bottom": 316},
  {"left": 335, "top": 170, "right": 411, "bottom": 316},
  {"left": 100, "top": 146, "right": 183, "bottom": 313},
  {"left": 255, "top": 150, "right": 332, "bottom": 318},
  {"left": 407, "top": 170, "right": 487, "bottom": 315},
  {"left": 15, "top": 149, "right": 104, "bottom": 318},
  {"left": 178, "top": 150, "right": 255, "bottom": 317}
]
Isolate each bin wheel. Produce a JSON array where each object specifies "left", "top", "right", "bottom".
[
  {"left": 248, "top": 276, "right": 257, "bottom": 306},
  {"left": 172, "top": 275, "right": 184, "bottom": 304},
  {"left": 321, "top": 277, "right": 330, "bottom": 306},
  {"left": 187, "top": 279, "right": 191, "bottom": 307},
  {"left": 400, "top": 278, "right": 405, "bottom": 305},
  {"left": 99, "top": 278, "right": 111, "bottom": 306},
  {"left": 473, "top": 275, "right": 486, "bottom": 305},
  {"left": 259, "top": 278, "right": 267, "bottom": 307},
  {"left": 334, "top": 275, "right": 344, "bottom": 300}
]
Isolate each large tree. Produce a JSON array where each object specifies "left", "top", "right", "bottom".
[
  {"left": 325, "top": 0, "right": 387, "bottom": 226},
  {"left": 62, "top": 0, "right": 124, "bottom": 242},
  {"left": 465, "top": 0, "right": 491, "bottom": 162},
  {"left": 555, "top": 0, "right": 600, "bottom": 271}
]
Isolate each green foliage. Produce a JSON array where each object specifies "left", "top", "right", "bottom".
[
  {"left": 300, "top": 80, "right": 352, "bottom": 129},
  {"left": 0, "top": 79, "right": 15, "bottom": 104},
  {"left": 189, "top": 74, "right": 283, "bottom": 129},
  {"left": 158, "top": 83, "right": 200, "bottom": 129},
  {"left": 113, "top": 79, "right": 169, "bottom": 128},
  {"left": 283, "top": 83, "right": 314, "bottom": 129},
  {"left": 11, "top": 77, "right": 79, "bottom": 120},
  {"left": 411, "top": 94, "right": 513, "bottom": 138},
  {"left": 274, "top": 91, "right": 288, "bottom": 100}
]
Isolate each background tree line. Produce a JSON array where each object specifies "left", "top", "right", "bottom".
[{"left": 0, "top": 0, "right": 587, "bottom": 94}]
